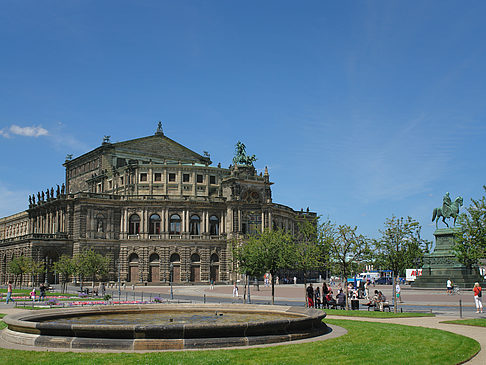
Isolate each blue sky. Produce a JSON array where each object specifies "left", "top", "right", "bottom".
[{"left": 1, "top": 1, "right": 485, "bottom": 243}]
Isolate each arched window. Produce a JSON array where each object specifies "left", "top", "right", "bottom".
[
  {"left": 189, "top": 214, "right": 200, "bottom": 235},
  {"left": 149, "top": 253, "right": 160, "bottom": 263},
  {"left": 209, "top": 215, "right": 219, "bottom": 235},
  {"left": 210, "top": 253, "right": 219, "bottom": 263},
  {"left": 191, "top": 253, "right": 200, "bottom": 263},
  {"left": 170, "top": 253, "right": 180, "bottom": 263},
  {"left": 170, "top": 214, "right": 181, "bottom": 234},
  {"left": 129, "top": 214, "right": 140, "bottom": 235},
  {"left": 149, "top": 214, "right": 161, "bottom": 234},
  {"left": 129, "top": 253, "right": 139, "bottom": 263},
  {"left": 96, "top": 213, "right": 105, "bottom": 233}
]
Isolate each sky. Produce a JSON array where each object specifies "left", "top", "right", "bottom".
[{"left": 1, "top": 1, "right": 485, "bottom": 243}]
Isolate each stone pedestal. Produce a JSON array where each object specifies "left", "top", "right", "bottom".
[{"left": 412, "top": 228, "right": 484, "bottom": 289}]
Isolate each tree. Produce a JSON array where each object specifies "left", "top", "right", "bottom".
[
  {"left": 53, "top": 255, "right": 76, "bottom": 293},
  {"left": 453, "top": 186, "right": 486, "bottom": 268},
  {"left": 28, "top": 259, "right": 44, "bottom": 287},
  {"left": 7, "top": 256, "right": 40, "bottom": 289},
  {"left": 293, "top": 219, "right": 327, "bottom": 305},
  {"left": 374, "top": 216, "right": 430, "bottom": 312},
  {"left": 235, "top": 229, "right": 293, "bottom": 304},
  {"left": 327, "top": 223, "right": 370, "bottom": 309},
  {"left": 7, "top": 257, "right": 24, "bottom": 288},
  {"left": 75, "top": 249, "right": 110, "bottom": 290}
]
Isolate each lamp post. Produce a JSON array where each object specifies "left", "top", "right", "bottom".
[
  {"left": 117, "top": 259, "right": 121, "bottom": 300},
  {"left": 170, "top": 262, "right": 174, "bottom": 300},
  {"left": 247, "top": 274, "right": 251, "bottom": 304}
]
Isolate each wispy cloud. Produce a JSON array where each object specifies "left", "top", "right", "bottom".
[
  {"left": 0, "top": 183, "right": 28, "bottom": 217},
  {"left": 0, "top": 124, "right": 49, "bottom": 138}
]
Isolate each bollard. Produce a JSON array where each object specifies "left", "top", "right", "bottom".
[
  {"left": 204, "top": 294, "right": 206, "bottom": 303},
  {"left": 141, "top": 292, "right": 143, "bottom": 302},
  {"left": 459, "top": 299, "right": 463, "bottom": 318}
]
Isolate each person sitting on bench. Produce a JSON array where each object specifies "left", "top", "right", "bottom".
[
  {"left": 336, "top": 289, "right": 346, "bottom": 309},
  {"left": 378, "top": 291, "right": 389, "bottom": 311}
]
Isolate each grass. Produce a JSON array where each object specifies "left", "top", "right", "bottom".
[
  {"left": 0, "top": 317, "right": 478, "bottom": 364},
  {"left": 323, "top": 308, "right": 435, "bottom": 318},
  {"left": 441, "top": 318, "right": 486, "bottom": 327}
]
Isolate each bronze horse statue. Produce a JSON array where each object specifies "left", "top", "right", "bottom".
[{"left": 432, "top": 195, "right": 463, "bottom": 228}]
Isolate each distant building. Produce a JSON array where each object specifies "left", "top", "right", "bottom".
[{"left": 0, "top": 124, "right": 316, "bottom": 285}]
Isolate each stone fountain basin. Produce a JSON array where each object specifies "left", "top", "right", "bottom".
[{"left": 2, "top": 304, "right": 327, "bottom": 350}]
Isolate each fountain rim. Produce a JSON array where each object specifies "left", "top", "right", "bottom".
[{"left": 4, "top": 303, "right": 325, "bottom": 335}]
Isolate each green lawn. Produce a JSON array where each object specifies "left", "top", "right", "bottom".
[
  {"left": 441, "top": 318, "right": 486, "bottom": 327},
  {"left": 323, "top": 308, "right": 435, "bottom": 318},
  {"left": 0, "top": 317, "right": 478, "bottom": 364}
]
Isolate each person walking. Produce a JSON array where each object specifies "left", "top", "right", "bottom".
[
  {"left": 306, "top": 283, "right": 314, "bottom": 308},
  {"left": 39, "top": 283, "right": 46, "bottom": 301},
  {"left": 232, "top": 282, "right": 239, "bottom": 297},
  {"left": 396, "top": 282, "right": 402, "bottom": 303},
  {"left": 473, "top": 282, "right": 483, "bottom": 313},
  {"left": 446, "top": 279, "right": 453, "bottom": 295},
  {"left": 6, "top": 281, "right": 14, "bottom": 304}
]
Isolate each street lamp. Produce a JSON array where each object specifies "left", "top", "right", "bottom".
[
  {"left": 116, "top": 259, "right": 121, "bottom": 300},
  {"left": 169, "top": 262, "right": 174, "bottom": 300}
]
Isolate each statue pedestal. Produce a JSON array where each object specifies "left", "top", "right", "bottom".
[{"left": 412, "top": 228, "right": 484, "bottom": 289}]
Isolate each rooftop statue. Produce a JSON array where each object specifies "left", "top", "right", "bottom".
[
  {"left": 232, "top": 141, "right": 257, "bottom": 167},
  {"left": 432, "top": 192, "right": 463, "bottom": 229}
]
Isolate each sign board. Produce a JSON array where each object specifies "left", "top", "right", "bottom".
[{"left": 406, "top": 269, "right": 422, "bottom": 282}]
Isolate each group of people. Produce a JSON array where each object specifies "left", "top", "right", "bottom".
[
  {"left": 5, "top": 281, "right": 47, "bottom": 304},
  {"left": 306, "top": 283, "right": 345, "bottom": 309}
]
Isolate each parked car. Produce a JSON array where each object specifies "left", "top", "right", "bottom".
[{"left": 376, "top": 277, "right": 393, "bottom": 285}]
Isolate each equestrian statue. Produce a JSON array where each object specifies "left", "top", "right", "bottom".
[{"left": 432, "top": 192, "right": 463, "bottom": 229}]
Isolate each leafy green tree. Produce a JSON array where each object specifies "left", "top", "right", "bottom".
[
  {"left": 327, "top": 223, "right": 370, "bottom": 309},
  {"left": 7, "top": 257, "right": 24, "bottom": 288},
  {"left": 293, "top": 219, "right": 327, "bottom": 304},
  {"left": 374, "top": 216, "right": 430, "bottom": 312},
  {"left": 235, "top": 229, "right": 293, "bottom": 304},
  {"left": 28, "top": 259, "right": 44, "bottom": 287},
  {"left": 7, "top": 256, "right": 44, "bottom": 289},
  {"left": 75, "top": 249, "right": 110, "bottom": 290},
  {"left": 453, "top": 186, "right": 486, "bottom": 269},
  {"left": 53, "top": 255, "right": 76, "bottom": 293}
]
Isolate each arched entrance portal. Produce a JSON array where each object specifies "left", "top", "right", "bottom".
[
  {"left": 210, "top": 253, "right": 219, "bottom": 283},
  {"left": 128, "top": 253, "right": 139, "bottom": 283},
  {"left": 190, "top": 253, "right": 200, "bottom": 282},
  {"left": 169, "top": 253, "right": 181, "bottom": 283},
  {"left": 148, "top": 253, "right": 160, "bottom": 283}
]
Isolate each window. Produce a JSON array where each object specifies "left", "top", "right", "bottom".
[
  {"left": 97, "top": 183, "right": 102, "bottom": 192},
  {"left": 129, "top": 214, "right": 140, "bottom": 235},
  {"left": 196, "top": 174, "right": 203, "bottom": 183},
  {"left": 209, "top": 215, "right": 219, "bottom": 235},
  {"left": 108, "top": 180, "right": 113, "bottom": 189},
  {"left": 154, "top": 173, "right": 162, "bottom": 182},
  {"left": 120, "top": 176, "right": 124, "bottom": 185},
  {"left": 183, "top": 173, "right": 190, "bottom": 182},
  {"left": 170, "top": 253, "right": 180, "bottom": 263},
  {"left": 189, "top": 215, "right": 200, "bottom": 235},
  {"left": 149, "top": 214, "right": 161, "bottom": 234},
  {"left": 210, "top": 175, "right": 216, "bottom": 184},
  {"left": 169, "top": 214, "right": 181, "bottom": 234},
  {"left": 191, "top": 253, "right": 200, "bottom": 263},
  {"left": 169, "top": 173, "right": 176, "bottom": 182},
  {"left": 140, "top": 173, "right": 147, "bottom": 182},
  {"left": 210, "top": 253, "right": 219, "bottom": 263}
]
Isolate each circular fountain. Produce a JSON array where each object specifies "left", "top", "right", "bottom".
[{"left": 2, "top": 304, "right": 328, "bottom": 350}]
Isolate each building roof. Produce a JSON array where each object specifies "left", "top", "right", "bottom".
[
  {"left": 110, "top": 133, "right": 211, "bottom": 165},
  {"left": 65, "top": 131, "right": 211, "bottom": 167}
]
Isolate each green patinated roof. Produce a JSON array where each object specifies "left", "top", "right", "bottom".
[{"left": 109, "top": 133, "right": 211, "bottom": 165}]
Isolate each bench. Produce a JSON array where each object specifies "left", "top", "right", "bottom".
[{"left": 362, "top": 302, "right": 394, "bottom": 312}]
